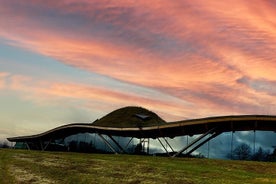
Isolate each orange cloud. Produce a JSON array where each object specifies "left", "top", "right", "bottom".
[
  {"left": 3, "top": 73, "right": 193, "bottom": 120},
  {"left": 0, "top": 0, "right": 275, "bottom": 119},
  {"left": 0, "top": 72, "right": 9, "bottom": 89}
]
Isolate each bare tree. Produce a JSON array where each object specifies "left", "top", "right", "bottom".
[
  {"left": 252, "top": 147, "right": 270, "bottom": 161},
  {"left": 232, "top": 143, "right": 252, "bottom": 160}
]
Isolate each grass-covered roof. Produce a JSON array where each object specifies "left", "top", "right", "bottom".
[{"left": 92, "top": 106, "right": 166, "bottom": 128}]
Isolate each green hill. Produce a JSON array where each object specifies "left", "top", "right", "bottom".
[
  {"left": 1, "top": 149, "right": 276, "bottom": 184},
  {"left": 93, "top": 106, "right": 166, "bottom": 128}
]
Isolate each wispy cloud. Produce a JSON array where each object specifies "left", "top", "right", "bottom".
[
  {"left": 0, "top": 0, "right": 275, "bottom": 120},
  {"left": 0, "top": 72, "right": 9, "bottom": 89},
  {"left": 0, "top": 73, "right": 191, "bottom": 120}
]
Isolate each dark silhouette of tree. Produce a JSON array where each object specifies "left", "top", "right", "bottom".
[
  {"left": 252, "top": 147, "right": 270, "bottom": 161},
  {"left": 79, "top": 141, "right": 95, "bottom": 153},
  {"left": 232, "top": 143, "right": 252, "bottom": 160},
  {"left": 268, "top": 147, "right": 276, "bottom": 162},
  {"left": 134, "top": 143, "right": 143, "bottom": 154},
  {"left": 68, "top": 140, "right": 96, "bottom": 153},
  {"left": 272, "top": 147, "right": 276, "bottom": 156},
  {"left": 227, "top": 145, "right": 276, "bottom": 162},
  {"left": 68, "top": 141, "right": 78, "bottom": 152}
]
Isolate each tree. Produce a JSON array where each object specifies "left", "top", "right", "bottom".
[
  {"left": 232, "top": 143, "right": 252, "bottom": 160},
  {"left": 78, "top": 141, "right": 95, "bottom": 153},
  {"left": 268, "top": 147, "right": 276, "bottom": 162},
  {"left": 252, "top": 147, "right": 270, "bottom": 161},
  {"left": 134, "top": 143, "right": 143, "bottom": 154},
  {"left": 272, "top": 147, "right": 276, "bottom": 156},
  {"left": 68, "top": 140, "right": 78, "bottom": 152}
]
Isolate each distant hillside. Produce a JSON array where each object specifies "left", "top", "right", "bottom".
[{"left": 93, "top": 106, "right": 166, "bottom": 128}]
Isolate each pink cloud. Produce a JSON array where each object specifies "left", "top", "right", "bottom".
[
  {"left": 0, "top": 72, "right": 9, "bottom": 89},
  {"left": 0, "top": 0, "right": 275, "bottom": 119},
  {"left": 3, "top": 73, "right": 192, "bottom": 120}
]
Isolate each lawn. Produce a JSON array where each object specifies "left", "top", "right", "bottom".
[{"left": 1, "top": 148, "right": 276, "bottom": 184}]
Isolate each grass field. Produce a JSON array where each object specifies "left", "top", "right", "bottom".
[{"left": 1, "top": 149, "right": 276, "bottom": 184}]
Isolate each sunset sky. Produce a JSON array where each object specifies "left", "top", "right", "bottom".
[{"left": 0, "top": 0, "right": 276, "bottom": 141}]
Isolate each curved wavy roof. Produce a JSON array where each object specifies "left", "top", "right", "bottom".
[{"left": 7, "top": 106, "right": 276, "bottom": 142}]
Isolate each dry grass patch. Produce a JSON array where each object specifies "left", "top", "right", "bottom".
[
  {"left": 1, "top": 149, "right": 276, "bottom": 184},
  {"left": 9, "top": 165, "right": 54, "bottom": 184}
]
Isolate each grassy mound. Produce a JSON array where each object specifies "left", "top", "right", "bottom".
[{"left": 92, "top": 106, "right": 166, "bottom": 128}]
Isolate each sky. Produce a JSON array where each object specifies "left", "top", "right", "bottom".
[{"left": 0, "top": 0, "right": 276, "bottom": 148}]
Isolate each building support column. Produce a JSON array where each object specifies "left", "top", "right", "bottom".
[
  {"left": 107, "top": 135, "right": 126, "bottom": 153},
  {"left": 157, "top": 138, "right": 171, "bottom": 156},
  {"left": 43, "top": 139, "right": 52, "bottom": 151},
  {"left": 185, "top": 132, "right": 221, "bottom": 156},
  {"left": 97, "top": 133, "right": 118, "bottom": 154},
  {"left": 163, "top": 137, "right": 174, "bottom": 153},
  {"left": 125, "top": 137, "right": 133, "bottom": 151},
  {"left": 39, "top": 140, "right": 44, "bottom": 151},
  {"left": 24, "top": 142, "right": 30, "bottom": 150},
  {"left": 172, "top": 127, "right": 218, "bottom": 157}
]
